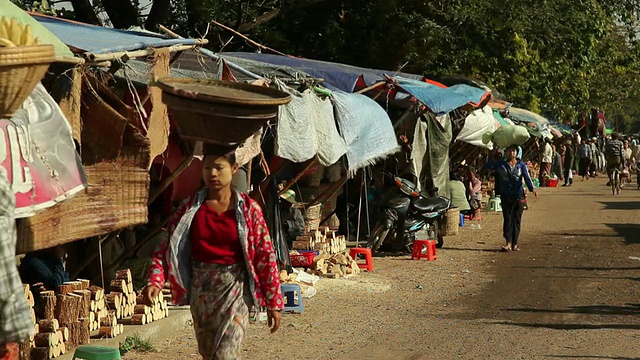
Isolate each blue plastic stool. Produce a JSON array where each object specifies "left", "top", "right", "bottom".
[
  {"left": 72, "top": 345, "right": 122, "bottom": 360},
  {"left": 281, "top": 283, "right": 304, "bottom": 314},
  {"left": 459, "top": 213, "right": 465, "bottom": 227}
]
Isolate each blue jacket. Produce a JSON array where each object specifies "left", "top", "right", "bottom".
[{"left": 485, "top": 159, "right": 535, "bottom": 200}]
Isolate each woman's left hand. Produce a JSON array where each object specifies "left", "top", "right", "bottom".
[{"left": 267, "top": 310, "right": 281, "bottom": 333}]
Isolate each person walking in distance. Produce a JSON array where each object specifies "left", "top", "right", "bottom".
[
  {"left": 540, "top": 138, "right": 553, "bottom": 184},
  {"left": 578, "top": 139, "right": 592, "bottom": 181},
  {"left": 485, "top": 145, "right": 537, "bottom": 251},
  {"left": 563, "top": 140, "right": 575, "bottom": 186},
  {"left": 143, "top": 145, "right": 283, "bottom": 360},
  {"left": 0, "top": 170, "right": 36, "bottom": 360}
]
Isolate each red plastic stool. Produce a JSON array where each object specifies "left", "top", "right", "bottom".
[
  {"left": 349, "top": 248, "right": 374, "bottom": 272},
  {"left": 411, "top": 240, "right": 437, "bottom": 261}
]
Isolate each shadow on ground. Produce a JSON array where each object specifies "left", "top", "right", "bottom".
[
  {"left": 492, "top": 320, "right": 640, "bottom": 330},
  {"left": 544, "top": 356, "right": 640, "bottom": 359},
  {"left": 598, "top": 201, "right": 640, "bottom": 210},
  {"left": 504, "top": 303, "right": 640, "bottom": 316}
]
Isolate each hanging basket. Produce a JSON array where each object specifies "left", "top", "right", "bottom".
[
  {"left": 154, "top": 77, "right": 291, "bottom": 145},
  {"left": 440, "top": 207, "right": 460, "bottom": 236},
  {"left": 0, "top": 44, "right": 55, "bottom": 119},
  {"left": 293, "top": 202, "right": 323, "bottom": 232}
]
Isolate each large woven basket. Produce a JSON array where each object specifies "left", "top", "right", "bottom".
[
  {"left": 293, "top": 203, "right": 323, "bottom": 232},
  {"left": 155, "top": 77, "right": 291, "bottom": 145},
  {"left": 0, "top": 45, "right": 55, "bottom": 119},
  {"left": 440, "top": 206, "right": 460, "bottom": 236}
]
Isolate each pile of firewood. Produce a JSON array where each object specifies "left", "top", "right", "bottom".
[
  {"left": 31, "top": 319, "right": 68, "bottom": 359},
  {"left": 21, "top": 284, "right": 37, "bottom": 357},
  {"left": 292, "top": 227, "right": 347, "bottom": 255},
  {"left": 306, "top": 251, "right": 360, "bottom": 278},
  {"left": 131, "top": 293, "right": 169, "bottom": 325},
  {"left": 88, "top": 285, "right": 108, "bottom": 331},
  {"left": 106, "top": 269, "right": 137, "bottom": 319}
]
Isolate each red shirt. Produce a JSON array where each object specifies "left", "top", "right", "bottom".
[{"left": 190, "top": 205, "right": 244, "bottom": 264}]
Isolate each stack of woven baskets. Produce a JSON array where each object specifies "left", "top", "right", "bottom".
[
  {"left": 0, "top": 17, "right": 54, "bottom": 119},
  {"left": 293, "top": 202, "right": 323, "bottom": 232}
]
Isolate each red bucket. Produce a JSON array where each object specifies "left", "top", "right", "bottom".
[
  {"left": 290, "top": 252, "right": 316, "bottom": 267},
  {"left": 547, "top": 179, "right": 559, "bottom": 187}
]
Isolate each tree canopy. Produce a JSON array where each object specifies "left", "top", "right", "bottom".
[{"left": 14, "top": 0, "right": 640, "bottom": 129}]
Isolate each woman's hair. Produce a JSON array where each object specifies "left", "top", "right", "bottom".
[
  {"left": 449, "top": 171, "right": 459, "bottom": 181},
  {"left": 203, "top": 144, "right": 237, "bottom": 165}
]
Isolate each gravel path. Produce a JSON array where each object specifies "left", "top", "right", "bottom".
[{"left": 123, "top": 177, "right": 640, "bottom": 359}]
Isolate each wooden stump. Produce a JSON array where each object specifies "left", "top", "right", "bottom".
[
  {"left": 37, "top": 319, "right": 58, "bottom": 333},
  {"left": 30, "top": 347, "right": 52, "bottom": 360},
  {"left": 57, "top": 284, "right": 74, "bottom": 296}
]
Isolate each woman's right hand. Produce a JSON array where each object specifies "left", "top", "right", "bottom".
[{"left": 143, "top": 284, "right": 161, "bottom": 304}]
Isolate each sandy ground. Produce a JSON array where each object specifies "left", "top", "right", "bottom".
[{"left": 124, "top": 176, "right": 640, "bottom": 360}]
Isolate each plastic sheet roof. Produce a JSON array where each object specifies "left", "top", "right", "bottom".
[
  {"left": 394, "top": 77, "right": 491, "bottom": 115},
  {"left": 222, "top": 52, "right": 423, "bottom": 92},
  {"left": 32, "top": 14, "right": 200, "bottom": 55}
]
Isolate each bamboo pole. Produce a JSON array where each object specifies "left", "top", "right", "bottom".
[
  {"left": 83, "top": 43, "right": 205, "bottom": 62},
  {"left": 148, "top": 152, "right": 195, "bottom": 205},
  {"left": 210, "top": 20, "right": 287, "bottom": 56},
  {"left": 278, "top": 158, "right": 319, "bottom": 196},
  {"left": 355, "top": 81, "right": 386, "bottom": 94}
]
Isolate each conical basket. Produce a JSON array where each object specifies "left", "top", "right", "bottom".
[{"left": 0, "top": 44, "right": 55, "bottom": 119}]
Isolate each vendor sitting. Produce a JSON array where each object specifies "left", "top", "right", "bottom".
[
  {"left": 447, "top": 172, "right": 472, "bottom": 214},
  {"left": 19, "top": 246, "right": 69, "bottom": 310}
]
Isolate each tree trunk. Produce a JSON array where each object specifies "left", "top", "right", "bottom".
[
  {"left": 102, "top": 0, "right": 140, "bottom": 29},
  {"left": 69, "top": 0, "right": 102, "bottom": 25},
  {"left": 145, "top": 0, "right": 172, "bottom": 31}
]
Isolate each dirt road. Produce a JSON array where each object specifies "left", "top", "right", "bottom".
[{"left": 124, "top": 177, "right": 640, "bottom": 359}]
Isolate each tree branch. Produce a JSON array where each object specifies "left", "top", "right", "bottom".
[{"left": 237, "top": 8, "right": 281, "bottom": 33}]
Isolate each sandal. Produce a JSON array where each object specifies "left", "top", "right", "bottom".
[
  {"left": 512, "top": 245, "right": 521, "bottom": 251},
  {"left": 501, "top": 244, "right": 511, "bottom": 252}
]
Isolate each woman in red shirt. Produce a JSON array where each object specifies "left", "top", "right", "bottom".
[{"left": 144, "top": 146, "right": 283, "bottom": 359}]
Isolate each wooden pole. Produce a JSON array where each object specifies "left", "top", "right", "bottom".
[
  {"left": 278, "top": 157, "right": 319, "bottom": 196},
  {"left": 83, "top": 44, "right": 206, "bottom": 62},
  {"left": 355, "top": 81, "right": 386, "bottom": 94},
  {"left": 148, "top": 152, "right": 195, "bottom": 205},
  {"left": 210, "top": 20, "right": 287, "bottom": 56}
]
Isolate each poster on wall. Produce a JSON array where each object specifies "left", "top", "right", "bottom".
[{"left": 1, "top": 83, "right": 87, "bottom": 218}]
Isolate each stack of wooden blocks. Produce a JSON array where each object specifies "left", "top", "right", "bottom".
[
  {"left": 106, "top": 269, "right": 137, "bottom": 320},
  {"left": 131, "top": 293, "right": 169, "bottom": 325},
  {"left": 88, "top": 285, "right": 108, "bottom": 332},
  {"left": 308, "top": 251, "right": 360, "bottom": 278},
  {"left": 31, "top": 319, "right": 69, "bottom": 359},
  {"left": 292, "top": 227, "right": 347, "bottom": 255},
  {"left": 21, "top": 284, "right": 37, "bottom": 357}
]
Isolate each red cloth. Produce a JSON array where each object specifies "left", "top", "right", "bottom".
[{"left": 190, "top": 205, "right": 244, "bottom": 265}]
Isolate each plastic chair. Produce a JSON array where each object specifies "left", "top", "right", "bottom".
[
  {"left": 281, "top": 283, "right": 304, "bottom": 314},
  {"left": 488, "top": 197, "right": 502, "bottom": 212},
  {"left": 349, "top": 248, "right": 373, "bottom": 272},
  {"left": 411, "top": 240, "right": 437, "bottom": 261},
  {"left": 72, "top": 345, "right": 122, "bottom": 360}
]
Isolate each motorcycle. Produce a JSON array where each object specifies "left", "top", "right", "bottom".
[{"left": 366, "top": 176, "right": 451, "bottom": 253}]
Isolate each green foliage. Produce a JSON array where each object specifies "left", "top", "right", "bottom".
[{"left": 119, "top": 333, "right": 156, "bottom": 355}]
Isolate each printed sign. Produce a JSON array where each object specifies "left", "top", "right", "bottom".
[{"left": 2, "top": 83, "right": 87, "bottom": 218}]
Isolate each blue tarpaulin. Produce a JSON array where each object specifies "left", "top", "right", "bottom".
[
  {"left": 223, "top": 52, "right": 423, "bottom": 92},
  {"left": 394, "top": 77, "right": 490, "bottom": 115},
  {"left": 32, "top": 14, "right": 199, "bottom": 55}
]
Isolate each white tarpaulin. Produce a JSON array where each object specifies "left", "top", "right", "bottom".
[
  {"left": 274, "top": 81, "right": 347, "bottom": 166},
  {"left": 456, "top": 105, "right": 501, "bottom": 148}
]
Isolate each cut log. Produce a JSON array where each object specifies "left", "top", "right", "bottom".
[
  {"left": 105, "top": 293, "right": 122, "bottom": 309},
  {"left": 133, "top": 304, "right": 148, "bottom": 315},
  {"left": 38, "top": 319, "right": 59, "bottom": 333},
  {"left": 41, "top": 293, "right": 56, "bottom": 320},
  {"left": 115, "top": 269, "right": 132, "bottom": 284},
  {"left": 131, "top": 314, "right": 147, "bottom": 325},
  {"left": 57, "top": 284, "right": 75, "bottom": 296},
  {"left": 77, "top": 279, "right": 91, "bottom": 290},
  {"left": 74, "top": 290, "right": 92, "bottom": 318},
  {"left": 59, "top": 341, "right": 66, "bottom": 355},
  {"left": 110, "top": 279, "right": 126, "bottom": 293},
  {"left": 100, "top": 314, "right": 117, "bottom": 328},
  {"left": 30, "top": 347, "right": 52, "bottom": 360},
  {"left": 34, "top": 332, "right": 56, "bottom": 347},
  {"left": 88, "top": 286, "right": 104, "bottom": 300},
  {"left": 98, "top": 325, "right": 116, "bottom": 338},
  {"left": 59, "top": 326, "right": 69, "bottom": 342}
]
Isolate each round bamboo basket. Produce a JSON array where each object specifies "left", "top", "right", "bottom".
[
  {"left": 0, "top": 45, "right": 55, "bottom": 119},
  {"left": 155, "top": 77, "right": 291, "bottom": 145},
  {"left": 441, "top": 206, "right": 460, "bottom": 236}
]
